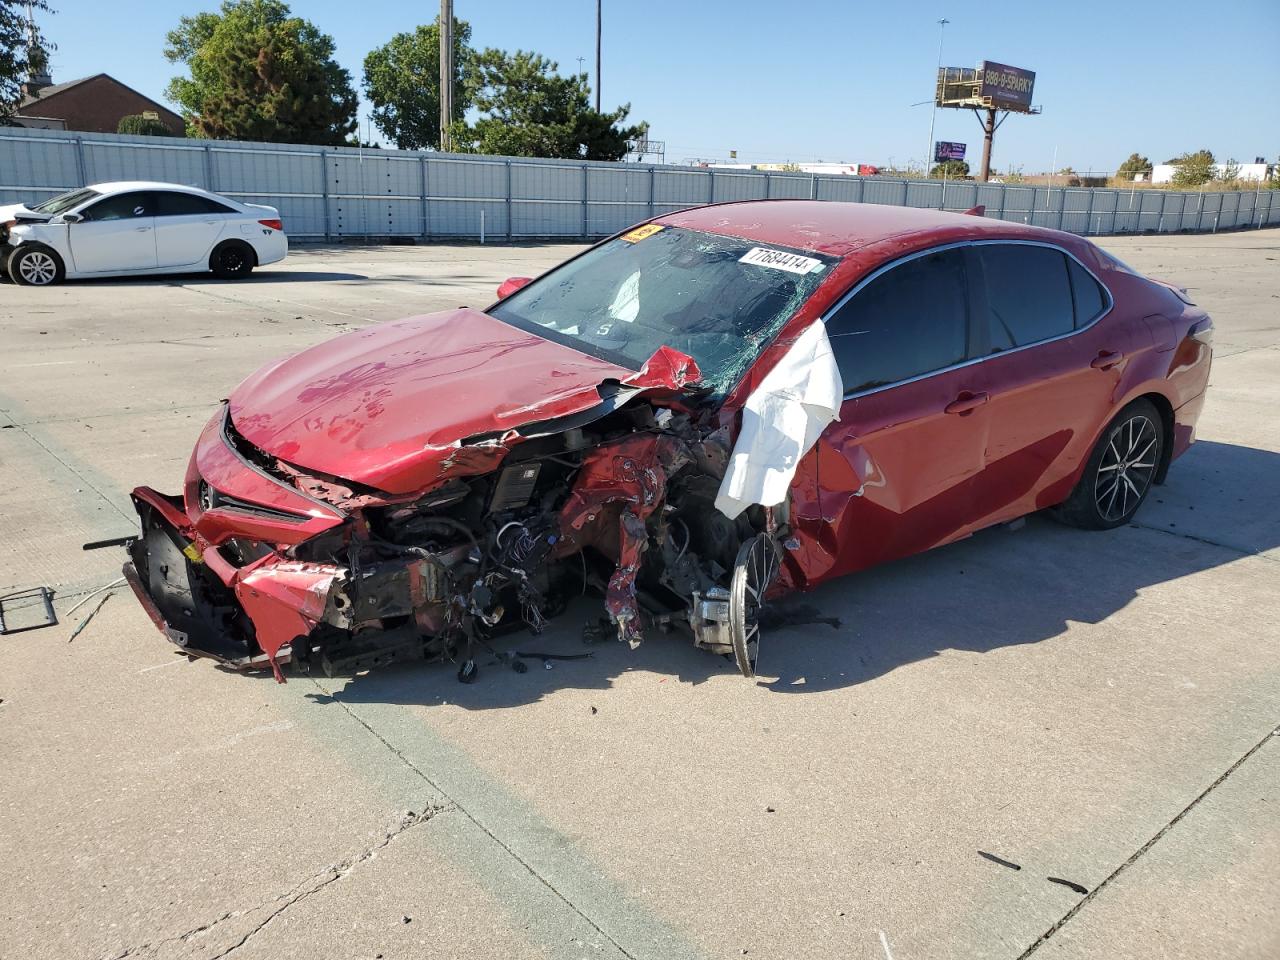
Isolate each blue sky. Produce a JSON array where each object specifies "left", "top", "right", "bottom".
[{"left": 35, "top": 0, "right": 1280, "bottom": 172}]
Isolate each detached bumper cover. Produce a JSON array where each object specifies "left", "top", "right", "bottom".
[{"left": 127, "top": 487, "right": 342, "bottom": 680}]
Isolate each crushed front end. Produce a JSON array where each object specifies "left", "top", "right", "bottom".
[{"left": 125, "top": 380, "right": 779, "bottom": 683}]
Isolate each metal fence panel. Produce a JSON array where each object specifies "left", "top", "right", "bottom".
[
  {"left": 766, "top": 175, "right": 812, "bottom": 200},
  {"left": 512, "top": 200, "right": 579, "bottom": 237},
  {"left": 1158, "top": 193, "right": 1185, "bottom": 233},
  {"left": 0, "top": 127, "right": 1273, "bottom": 243},
  {"left": 0, "top": 134, "right": 78, "bottom": 196},
  {"left": 1087, "top": 190, "right": 1118, "bottom": 235},
  {"left": 818, "top": 177, "right": 865, "bottom": 202},
  {"left": 587, "top": 166, "right": 649, "bottom": 203},
  {"left": 82, "top": 139, "right": 206, "bottom": 186},
  {"left": 427, "top": 199, "right": 507, "bottom": 238},
  {"left": 511, "top": 163, "right": 580, "bottom": 202},
  {"left": 999, "top": 186, "right": 1036, "bottom": 223},
  {"left": 427, "top": 157, "right": 505, "bottom": 200},
  {"left": 1060, "top": 189, "right": 1092, "bottom": 234},
  {"left": 587, "top": 202, "right": 649, "bottom": 236},
  {"left": 652, "top": 168, "right": 709, "bottom": 205},
  {"left": 710, "top": 172, "right": 767, "bottom": 203}
]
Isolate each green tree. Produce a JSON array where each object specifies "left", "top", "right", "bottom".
[
  {"left": 929, "top": 159, "right": 969, "bottom": 178},
  {"left": 1169, "top": 149, "right": 1216, "bottom": 187},
  {"left": 450, "top": 49, "right": 643, "bottom": 161},
  {"left": 0, "top": 0, "right": 53, "bottom": 115},
  {"left": 363, "top": 18, "right": 472, "bottom": 150},
  {"left": 1116, "top": 152, "right": 1153, "bottom": 181},
  {"left": 117, "top": 114, "right": 176, "bottom": 136},
  {"left": 164, "top": 0, "right": 357, "bottom": 144},
  {"left": 1216, "top": 157, "right": 1241, "bottom": 183}
]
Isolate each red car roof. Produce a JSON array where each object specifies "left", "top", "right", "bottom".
[{"left": 655, "top": 199, "right": 1074, "bottom": 259}]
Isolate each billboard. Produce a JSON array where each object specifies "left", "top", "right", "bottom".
[
  {"left": 934, "top": 141, "right": 967, "bottom": 162},
  {"left": 978, "top": 61, "right": 1035, "bottom": 111}
]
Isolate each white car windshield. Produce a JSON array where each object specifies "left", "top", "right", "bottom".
[
  {"left": 489, "top": 226, "right": 835, "bottom": 393},
  {"left": 29, "top": 188, "right": 101, "bottom": 215}
]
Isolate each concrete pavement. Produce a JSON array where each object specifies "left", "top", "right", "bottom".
[{"left": 1, "top": 230, "right": 1277, "bottom": 960}]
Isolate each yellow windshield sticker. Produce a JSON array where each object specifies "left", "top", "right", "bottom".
[{"left": 621, "top": 223, "right": 664, "bottom": 243}]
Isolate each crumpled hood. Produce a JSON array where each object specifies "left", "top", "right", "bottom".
[
  {"left": 228, "top": 308, "right": 698, "bottom": 495},
  {"left": 0, "top": 203, "right": 50, "bottom": 223}
]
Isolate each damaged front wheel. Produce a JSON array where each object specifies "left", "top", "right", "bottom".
[{"left": 729, "top": 534, "right": 779, "bottom": 679}]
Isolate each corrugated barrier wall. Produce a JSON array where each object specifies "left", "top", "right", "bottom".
[{"left": 3, "top": 127, "right": 1276, "bottom": 240}]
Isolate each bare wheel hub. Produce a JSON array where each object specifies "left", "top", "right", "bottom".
[{"left": 729, "top": 533, "right": 780, "bottom": 679}]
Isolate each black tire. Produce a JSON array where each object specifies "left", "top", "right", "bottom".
[
  {"left": 1055, "top": 398, "right": 1164, "bottom": 530},
  {"left": 209, "top": 241, "right": 255, "bottom": 279},
  {"left": 9, "top": 243, "right": 65, "bottom": 286}
]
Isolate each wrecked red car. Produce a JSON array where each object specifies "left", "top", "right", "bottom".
[{"left": 124, "top": 201, "right": 1212, "bottom": 682}]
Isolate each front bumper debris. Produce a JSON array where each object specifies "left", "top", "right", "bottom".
[{"left": 127, "top": 488, "right": 344, "bottom": 679}]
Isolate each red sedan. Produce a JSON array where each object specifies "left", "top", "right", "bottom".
[{"left": 124, "top": 201, "right": 1212, "bottom": 682}]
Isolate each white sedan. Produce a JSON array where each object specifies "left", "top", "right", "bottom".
[{"left": 1, "top": 181, "right": 288, "bottom": 285}]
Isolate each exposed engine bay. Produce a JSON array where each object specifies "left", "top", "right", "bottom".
[{"left": 126, "top": 382, "right": 785, "bottom": 684}]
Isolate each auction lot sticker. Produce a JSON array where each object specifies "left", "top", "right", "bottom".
[
  {"left": 621, "top": 223, "right": 665, "bottom": 243},
  {"left": 739, "top": 247, "right": 823, "bottom": 274}
]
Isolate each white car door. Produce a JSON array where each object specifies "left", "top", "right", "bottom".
[
  {"left": 152, "top": 191, "right": 236, "bottom": 268},
  {"left": 69, "top": 191, "right": 158, "bottom": 273}
]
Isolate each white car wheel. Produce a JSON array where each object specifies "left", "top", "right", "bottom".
[{"left": 12, "top": 247, "right": 62, "bottom": 286}]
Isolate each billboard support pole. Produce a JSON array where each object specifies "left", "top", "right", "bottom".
[{"left": 979, "top": 107, "right": 996, "bottom": 182}]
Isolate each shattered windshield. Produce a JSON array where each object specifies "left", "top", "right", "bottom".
[
  {"left": 488, "top": 226, "right": 836, "bottom": 393},
  {"left": 29, "top": 188, "right": 100, "bottom": 215}
]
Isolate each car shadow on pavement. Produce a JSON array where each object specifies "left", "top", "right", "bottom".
[
  {"left": 313, "top": 440, "right": 1277, "bottom": 710},
  {"left": 62, "top": 270, "right": 368, "bottom": 286}
]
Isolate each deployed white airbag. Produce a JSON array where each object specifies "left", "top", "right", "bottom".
[{"left": 714, "top": 320, "right": 843, "bottom": 519}]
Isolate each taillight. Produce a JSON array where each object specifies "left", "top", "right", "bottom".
[
  {"left": 258, "top": 218, "right": 283, "bottom": 231},
  {"left": 1188, "top": 317, "right": 1214, "bottom": 345}
]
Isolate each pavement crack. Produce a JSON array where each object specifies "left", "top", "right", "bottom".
[
  {"left": 98, "top": 806, "right": 446, "bottom": 960},
  {"left": 1127, "top": 520, "right": 1279, "bottom": 565},
  {"left": 311, "top": 678, "right": 643, "bottom": 960},
  {"left": 1016, "top": 721, "right": 1280, "bottom": 957}
]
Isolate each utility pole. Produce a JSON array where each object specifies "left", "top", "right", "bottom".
[
  {"left": 925, "top": 18, "right": 949, "bottom": 175},
  {"left": 439, "top": 0, "right": 454, "bottom": 152},
  {"left": 595, "top": 0, "right": 602, "bottom": 112}
]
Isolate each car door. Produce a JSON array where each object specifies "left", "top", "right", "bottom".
[
  {"left": 812, "top": 245, "right": 994, "bottom": 580},
  {"left": 69, "top": 191, "right": 158, "bottom": 273},
  {"left": 965, "top": 242, "right": 1135, "bottom": 526},
  {"left": 152, "top": 191, "right": 236, "bottom": 268}
]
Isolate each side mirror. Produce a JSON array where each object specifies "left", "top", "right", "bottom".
[
  {"left": 496, "top": 276, "right": 532, "bottom": 299},
  {"left": 60, "top": 213, "right": 83, "bottom": 224}
]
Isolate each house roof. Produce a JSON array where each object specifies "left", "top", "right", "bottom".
[
  {"left": 20, "top": 73, "right": 98, "bottom": 106},
  {"left": 19, "top": 73, "right": 181, "bottom": 120}
]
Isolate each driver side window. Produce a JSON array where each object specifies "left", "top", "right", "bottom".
[
  {"left": 81, "top": 192, "right": 152, "bottom": 222},
  {"left": 825, "top": 248, "right": 970, "bottom": 395}
]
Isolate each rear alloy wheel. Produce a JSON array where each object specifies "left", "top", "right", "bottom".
[
  {"left": 210, "top": 241, "right": 254, "bottom": 280},
  {"left": 1056, "top": 399, "right": 1164, "bottom": 530},
  {"left": 10, "top": 244, "right": 64, "bottom": 286},
  {"left": 729, "top": 533, "right": 781, "bottom": 678}
]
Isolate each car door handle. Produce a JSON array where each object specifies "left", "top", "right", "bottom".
[
  {"left": 135, "top": 226, "right": 152, "bottom": 232},
  {"left": 1090, "top": 350, "right": 1124, "bottom": 370},
  {"left": 944, "top": 391, "right": 989, "bottom": 415}
]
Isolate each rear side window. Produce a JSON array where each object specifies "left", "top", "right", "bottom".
[
  {"left": 81, "top": 192, "right": 152, "bottom": 221},
  {"left": 1068, "top": 257, "right": 1107, "bottom": 327},
  {"left": 153, "top": 191, "right": 236, "bottom": 216},
  {"left": 978, "top": 245, "right": 1074, "bottom": 350},
  {"left": 825, "top": 248, "right": 969, "bottom": 394}
]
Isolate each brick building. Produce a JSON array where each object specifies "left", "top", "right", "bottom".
[{"left": 15, "top": 73, "right": 184, "bottom": 136}]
